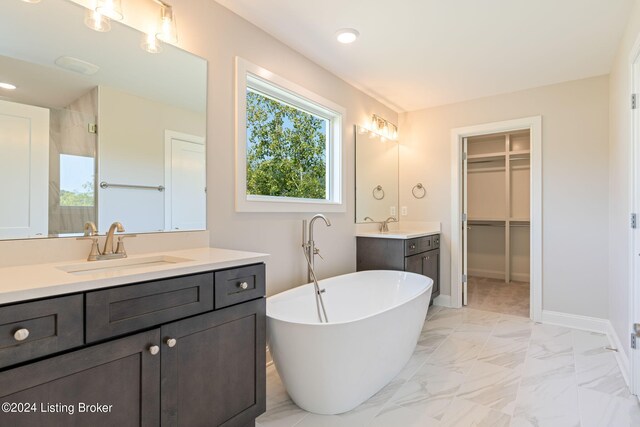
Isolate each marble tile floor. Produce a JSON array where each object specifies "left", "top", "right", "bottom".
[
  {"left": 256, "top": 306, "right": 640, "bottom": 427},
  {"left": 467, "top": 276, "right": 530, "bottom": 318}
]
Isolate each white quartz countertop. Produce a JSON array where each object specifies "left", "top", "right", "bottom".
[
  {"left": 0, "top": 247, "right": 269, "bottom": 305},
  {"left": 355, "top": 228, "right": 440, "bottom": 239}
]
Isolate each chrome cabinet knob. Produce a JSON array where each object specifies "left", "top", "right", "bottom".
[
  {"left": 13, "top": 328, "right": 29, "bottom": 342},
  {"left": 239, "top": 282, "right": 249, "bottom": 290},
  {"left": 166, "top": 338, "right": 177, "bottom": 348},
  {"left": 149, "top": 345, "right": 160, "bottom": 355}
]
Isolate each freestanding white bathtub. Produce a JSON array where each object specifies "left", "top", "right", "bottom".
[{"left": 267, "top": 270, "right": 433, "bottom": 415}]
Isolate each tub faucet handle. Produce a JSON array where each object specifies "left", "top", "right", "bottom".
[{"left": 314, "top": 247, "right": 324, "bottom": 260}]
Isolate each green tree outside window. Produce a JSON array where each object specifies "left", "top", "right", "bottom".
[{"left": 246, "top": 90, "right": 328, "bottom": 199}]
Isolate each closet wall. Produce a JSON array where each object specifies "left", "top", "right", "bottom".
[{"left": 467, "top": 131, "right": 530, "bottom": 282}]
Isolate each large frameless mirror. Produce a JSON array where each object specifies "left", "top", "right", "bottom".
[{"left": 0, "top": 0, "right": 207, "bottom": 240}]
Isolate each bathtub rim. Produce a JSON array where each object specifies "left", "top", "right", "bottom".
[{"left": 266, "top": 270, "right": 433, "bottom": 327}]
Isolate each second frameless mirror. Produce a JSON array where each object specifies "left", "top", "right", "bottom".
[{"left": 354, "top": 125, "right": 399, "bottom": 224}]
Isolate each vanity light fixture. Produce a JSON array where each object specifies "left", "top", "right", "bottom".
[
  {"left": 154, "top": 0, "right": 178, "bottom": 43},
  {"left": 95, "top": 0, "right": 124, "bottom": 21},
  {"left": 85, "top": 9, "right": 111, "bottom": 32},
  {"left": 367, "top": 114, "right": 398, "bottom": 141},
  {"left": 141, "top": 32, "right": 162, "bottom": 54},
  {"left": 336, "top": 28, "right": 359, "bottom": 44},
  {"left": 0, "top": 82, "right": 17, "bottom": 90}
]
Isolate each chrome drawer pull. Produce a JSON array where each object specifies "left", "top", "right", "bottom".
[
  {"left": 166, "top": 338, "right": 177, "bottom": 348},
  {"left": 149, "top": 345, "right": 160, "bottom": 355},
  {"left": 238, "top": 282, "right": 249, "bottom": 290},
  {"left": 13, "top": 328, "right": 29, "bottom": 342}
]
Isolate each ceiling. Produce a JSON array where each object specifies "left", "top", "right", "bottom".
[{"left": 215, "top": 0, "right": 633, "bottom": 112}]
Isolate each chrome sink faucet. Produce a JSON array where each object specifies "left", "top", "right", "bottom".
[
  {"left": 78, "top": 221, "right": 135, "bottom": 261},
  {"left": 364, "top": 216, "right": 398, "bottom": 232},
  {"left": 102, "top": 222, "right": 124, "bottom": 256},
  {"left": 382, "top": 216, "right": 398, "bottom": 232}
]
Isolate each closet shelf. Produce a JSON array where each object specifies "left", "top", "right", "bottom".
[
  {"left": 468, "top": 217, "right": 506, "bottom": 222},
  {"left": 467, "top": 152, "right": 506, "bottom": 163}
]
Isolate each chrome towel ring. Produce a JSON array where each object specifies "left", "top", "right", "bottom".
[
  {"left": 412, "top": 183, "right": 426, "bottom": 199},
  {"left": 372, "top": 185, "right": 385, "bottom": 200}
]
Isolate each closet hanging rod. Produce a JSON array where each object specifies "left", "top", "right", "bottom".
[
  {"left": 468, "top": 223, "right": 505, "bottom": 228},
  {"left": 468, "top": 159, "right": 505, "bottom": 164}
]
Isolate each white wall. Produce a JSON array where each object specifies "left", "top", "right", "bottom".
[
  {"left": 399, "top": 76, "right": 610, "bottom": 318},
  {"left": 167, "top": 0, "right": 397, "bottom": 296},
  {"left": 609, "top": 0, "right": 640, "bottom": 359}
]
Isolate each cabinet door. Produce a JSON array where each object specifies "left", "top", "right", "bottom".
[
  {"left": 423, "top": 249, "right": 440, "bottom": 294},
  {"left": 404, "top": 253, "right": 424, "bottom": 275},
  {"left": 0, "top": 329, "right": 160, "bottom": 427},
  {"left": 161, "top": 298, "right": 266, "bottom": 427}
]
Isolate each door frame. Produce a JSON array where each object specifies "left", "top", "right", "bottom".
[
  {"left": 629, "top": 34, "right": 640, "bottom": 397},
  {"left": 450, "top": 116, "right": 543, "bottom": 321},
  {"left": 164, "top": 130, "right": 206, "bottom": 231}
]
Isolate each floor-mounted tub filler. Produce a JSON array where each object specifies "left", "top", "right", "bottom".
[{"left": 266, "top": 270, "right": 433, "bottom": 414}]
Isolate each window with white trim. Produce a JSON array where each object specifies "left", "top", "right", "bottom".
[{"left": 235, "top": 58, "right": 345, "bottom": 212}]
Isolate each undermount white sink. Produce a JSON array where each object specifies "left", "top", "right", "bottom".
[{"left": 57, "top": 255, "right": 193, "bottom": 276}]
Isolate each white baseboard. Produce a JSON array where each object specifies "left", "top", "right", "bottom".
[
  {"left": 540, "top": 310, "right": 631, "bottom": 393},
  {"left": 468, "top": 269, "right": 504, "bottom": 281},
  {"left": 434, "top": 294, "right": 451, "bottom": 307},
  {"left": 606, "top": 321, "right": 630, "bottom": 388},
  {"left": 541, "top": 310, "right": 609, "bottom": 333}
]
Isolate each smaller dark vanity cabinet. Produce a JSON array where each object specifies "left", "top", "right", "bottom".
[
  {"left": 0, "top": 263, "right": 266, "bottom": 427},
  {"left": 357, "top": 234, "right": 440, "bottom": 302}
]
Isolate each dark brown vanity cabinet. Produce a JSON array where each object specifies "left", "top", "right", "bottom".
[
  {"left": 0, "top": 263, "right": 266, "bottom": 427},
  {"left": 357, "top": 235, "right": 440, "bottom": 302},
  {"left": 0, "top": 329, "right": 161, "bottom": 427},
  {"left": 161, "top": 298, "right": 265, "bottom": 426}
]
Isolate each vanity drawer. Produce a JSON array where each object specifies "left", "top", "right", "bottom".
[
  {"left": 0, "top": 295, "right": 83, "bottom": 368},
  {"left": 86, "top": 272, "right": 214, "bottom": 342},
  {"left": 405, "top": 238, "right": 421, "bottom": 256},
  {"left": 215, "top": 264, "right": 265, "bottom": 309},
  {"left": 405, "top": 236, "right": 433, "bottom": 256}
]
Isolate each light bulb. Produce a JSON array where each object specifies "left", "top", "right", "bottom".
[
  {"left": 141, "top": 33, "right": 162, "bottom": 54},
  {"left": 85, "top": 9, "right": 111, "bottom": 32},
  {"left": 156, "top": 5, "right": 177, "bottom": 43},
  {"left": 96, "top": 0, "right": 124, "bottom": 21}
]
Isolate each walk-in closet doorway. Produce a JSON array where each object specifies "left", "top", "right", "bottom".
[{"left": 450, "top": 117, "right": 542, "bottom": 321}]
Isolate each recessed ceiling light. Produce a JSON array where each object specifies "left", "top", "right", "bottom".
[
  {"left": 20, "top": 0, "right": 42, "bottom": 3},
  {"left": 0, "top": 82, "right": 17, "bottom": 90},
  {"left": 336, "top": 28, "right": 359, "bottom": 44}
]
